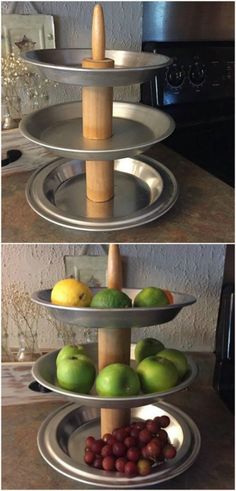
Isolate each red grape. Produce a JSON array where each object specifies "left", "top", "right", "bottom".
[
  {"left": 86, "top": 436, "right": 95, "bottom": 448},
  {"left": 84, "top": 451, "right": 95, "bottom": 465},
  {"left": 141, "top": 446, "right": 149, "bottom": 459},
  {"left": 93, "top": 455, "right": 103, "bottom": 469},
  {"left": 137, "top": 458, "right": 152, "bottom": 476},
  {"left": 115, "top": 457, "right": 127, "bottom": 473},
  {"left": 91, "top": 439, "right": 105, "bottom": 454},
  {"left": 102, "top": 456, "right": 116, "bottom": 471},
  {"left": 154, "top": 416, "right": 161, "bottom": 426},
  {"left": 158, "top": 429, "right": 168, "bottom": 445},
  {"left": 159, "top": 415, "right": 170, "bottom": 428},
  {"left": 146, "top": 439, "right": 162, "bottom": 459},
  {"left": 106, "top": 435, "right": 117, "bottom": 446},
  {"left": 124, "top": 436, "right": 138, "bottom": 448},
  {"left": 124, "top": 461, "right": 138, "bottom": 476},
  {"left": 103, "top": 433, "right": 112, "bottom": 443},
  {"left": 112, "top": 441, "right": 126, "bottom": 457},
  {"left": 134, "top": 421, "right": 146, "bottom": 431},
  {"left": 115, "top": 428, "right": 128, "bottom": 442},
  {"left": 124, "top": 426, "right": 131, "bottom": 434},
  {"left": 130, "top": 427, "right": 140, "bottom": 439},
  {"left": 138, "top": 429, "right": 153, "bottom": 444},
  {"left": 146, "top": 419, "right": 160, "bottom": 434},
  {"left": 101, "top": 444, "right": 113, "bottom": 458},
  {"left": 127, "top": 447, "right": 141, "bottom": 462},
  {"left": 162, "top": 444, "right": 177, "bottom": 459}
]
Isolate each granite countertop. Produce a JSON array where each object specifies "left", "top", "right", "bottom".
[
  {"left": 2, "top": 130, "right": 234, "bottom": 243},
  {"left": 2, "top": 354, "right": 234, "bottom": 490}
]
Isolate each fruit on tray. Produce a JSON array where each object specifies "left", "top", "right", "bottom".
[
  {"left": 83, "top": 415, "right": 177, "bottom": 476},
  {"left": 135, "top": 337, "right": 165, "bottom": 363},
  {"left": 133, "top": 287, "right": 173, "bottom": 307},
  {"left": 136, "top": 356, "right": 179, "bottom": 393},
  {"left": 90, "top": 288, "right": 132, "bottom": 308},
  {"left": 157, "top": 348, "right": 189, "bottom": 378},
  {"left": 96, "top": 363, "right": 140, "bottom": 397},
  {"left": 51, "top": 278, "right": 92, "bottom": 307},
  {"left": 56, "top": 344, "right": 86, "bottom": 367},
  {"left": 56, "top": 353, "right": 96, "bottom": 393}
]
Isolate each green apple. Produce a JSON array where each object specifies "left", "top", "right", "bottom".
[
  {"left": 135, "top": 337, "right": 165, "bottom": 364},
  {"left": 157, "top": 349, "right": 189, "bottom": 379},
  {"left": 56, "top": 344, "right": 86, "bottom": 367},
  {"left": 96, "top": 363, "right": 141, "bottom": 397},
  {"left": 134, "top": 287, "right": 169, "bottom": 307},
  {"left": 57, "top": 354, "right": 96, "bottom": 393},
  {"left": 136, "top": 356, "right": 179, "bottom": 393}
]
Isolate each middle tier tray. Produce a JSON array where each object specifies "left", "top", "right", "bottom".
[
  {"left": 32, "top": 344, "right": 198, "bottom": 409},
  {"left": 19, "top": 101, "right": 175, "bottom": 160},
  {"left": 31, "top": 288, "right": 196, "bottom": 327}
]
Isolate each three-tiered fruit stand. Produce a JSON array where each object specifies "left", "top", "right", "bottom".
[
  {"left": 20, "top": 4, "right": 178, "bottom": 232},
  {"left": 31, "top": 244, "right": 201, "bottom": 488}
]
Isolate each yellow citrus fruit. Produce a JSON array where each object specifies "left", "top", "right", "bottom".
[{"left": 51, "top": 278, "right": 92, "bottom": 307}]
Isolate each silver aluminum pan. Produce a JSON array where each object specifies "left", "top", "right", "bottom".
[
  {"left": 19, "top": 101, "right": 175, "bottom": 160},
  {"left": 22, "top": 49, "right": 172, "bottom": 86},
  {"left": 25, "top": 155, "right": 178, "bottom": 231},
  {"left": 32, "top": 344, "right": 198, "bottom": 409},
  {"left": 37, "top": 401, "right": 201, "bottom": 487},
  {"left": 31, "top": 288, "right": 196, "bottom": 328}
]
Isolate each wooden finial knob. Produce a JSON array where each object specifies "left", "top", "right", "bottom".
[
  {"left": 107, "top": 244, "right": 122, "bottom": 290},
  {"left": 92, "top": 4, "right": 105, "bottom": 61}
]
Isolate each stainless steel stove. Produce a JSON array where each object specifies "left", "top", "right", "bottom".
[{"left": 141, "top": 2, "right": 234, "bottom": 186}]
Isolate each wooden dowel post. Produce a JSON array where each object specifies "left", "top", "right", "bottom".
[
  {"left": 82, "top": 4, "right": 114, "bottom": 203},
  {"left": 99, "top": 244, "right": 131, "bottom": 436}
]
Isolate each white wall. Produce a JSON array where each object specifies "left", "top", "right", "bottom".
[
  {"left": 2, "top": 244, "right": 225, "bottom": 352},
  {"left": 2, "top": 1, "right": 143, "bottom": 104}
]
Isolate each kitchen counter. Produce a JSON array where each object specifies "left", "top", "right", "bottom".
[
  {"left": 2, "top": 354, "right": 234, "bottom": 489},
  {"left": 2, "top": 137, "right": 234, "bottom": 243}
]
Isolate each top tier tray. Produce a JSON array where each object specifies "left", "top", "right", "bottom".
[
  {"left": 22, "top": 49, "right": 171, "bottom": 86},
  {"left": 32, "top": 288, "right": 196, "bottom": 328}
]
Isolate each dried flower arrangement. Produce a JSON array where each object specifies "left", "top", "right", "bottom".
[
  {"left": 2, "top": 51, "right": 57, "bottom": 121},
  {"left": 2, "top": 282, "right": 78, "bottom": 362}
]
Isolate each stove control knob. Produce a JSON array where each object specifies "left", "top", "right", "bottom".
[
  {"left": 166, "top": 64, "right": 185, "bottom": 88},
  {"left": 189, "top": 61, "right": 205, "bottom": 85}
]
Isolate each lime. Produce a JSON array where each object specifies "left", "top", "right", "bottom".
[
  {"left": 90, "top": 288, "right": 132, "bottom": 308},
  {"left": 134, "top": 287, "right": 169, "bottom": 308},
  {"left": 51, "top": 278, "right": 92, "bottom": 307}
]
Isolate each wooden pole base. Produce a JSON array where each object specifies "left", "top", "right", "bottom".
[
  {"left": 86, "top": 160, "right": 114, "bottom": 202},
  {"left": 100, "top": 408, "right": 130, "bottom": 436}
]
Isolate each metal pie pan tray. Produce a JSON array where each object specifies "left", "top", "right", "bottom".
[
  {"left": 37, "top": 401, "right": 201, "bottom": 488},
  {"left": 26, "top": 155, "right": 178, "bottom": 232},
  {"left": 32, "top": 343, "right": 198, "bottom": 409},
  {"left": 22, "top": 49, "right": 172, "bottom": 86},
  {"left": 31, "top": 288, "right": 196, "bottom": 328},
  {"left": 20, "top": 101, "right": 175, "bottom": 160}
]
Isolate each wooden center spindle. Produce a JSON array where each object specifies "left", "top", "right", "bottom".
[
  {"left": 82, "top": 4, "right": 114, "bottom": 203},
  {"left": 99, "top": 244, "right": 131, "bottom": 436}
]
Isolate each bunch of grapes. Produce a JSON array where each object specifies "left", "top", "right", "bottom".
[{"left": 84, "top": 415, "right": 177, "bottom": 477}]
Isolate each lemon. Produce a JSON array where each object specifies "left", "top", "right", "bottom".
[
  {"left": 51, "top": 278, "right": 92, "bottom": 307},
  {"left": 90, "top": 288, "right": 132, "bottom": 308}
]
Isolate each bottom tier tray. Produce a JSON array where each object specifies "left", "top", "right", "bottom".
[
  {"left": 38, "top": 401, "right": 201, "bottom": 488},
  {"left": 26, "top": 155, "right": 178, "bottom": 231}
]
